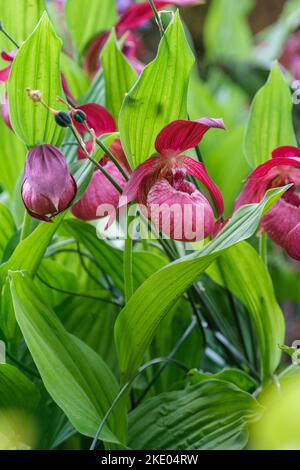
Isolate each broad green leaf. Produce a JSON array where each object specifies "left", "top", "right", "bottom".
[
  {"left": 244, "top": 62, "right": 296, "bottom": 168},
  {"left": 0, "top": 204, "right": 15, "bottom": 260},
  {"left": 0, "top": 118, "right": 26, "bottom": 195},
  {"left": 101, "top": 31, "right": 137, "bottom": 120},
  {"left": 8, "top": 12, "right": 65, "bottom": 147},
  {"left": 0, "top": 215, "right": 64, "bottom": 340},
  {"left": 204, "top": 0, "right": 253, "bottom": 62},
  {"left": 58, "top": 296, "right": 119, "bottom": 372},
  {"left": 0, "top": 214, "right": 64, "bottom": 284},
  {"left": 60, "top": 52, "right": 90, "bottom": 100},
  {"left": 115, "top": 187, "right": 287, "bottom": 383},
  {"left": 119, "top": 12, "right": 194, "bottom": 168},
  {"left": 65, "top": 0, "right": 117, "bottom": 55},
  {"left": 0, "top": 363, "right": 40, "bottom": 450},
  {"left": 129, "top": 380, "right": 261, "bottom": 450},
  {"left": 9, "top": 270, "right": 127, "bottom": 445},
  {"left": 187, "top": 368, "right": 257, "bottom": 393},
  {"left": 207, "top": 242, "right": 285, "bottom": 381},
  {"left": 0, "top": 0, "right": 45, "bottom": 53}
]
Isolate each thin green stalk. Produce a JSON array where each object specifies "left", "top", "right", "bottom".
[
  {"left": 124, "top": 212, "right": 134, "bottom": 303},
  {"left": 83, "top": 122, "right": 129, "bottom": 181},
  {"left": 70, "top": 126, "right": 123, "bottom": 193},
  {"left": 135, "top": 318, "right": 197, "bottom": 405},
  {"left": 20, "top": 211, "right": 31, "bottom": 241},
  {"left": 0, "top": 22, "right": 19, "bottom": 48},
  {"left": 149, "top": 0, "right": 164, "bottom": 37},
  {"left": 90, "top": 357, "right": 189, "bottom": 450},
  {"left": 36, "top": 274, "right": 122, "bottom": 307},
  {"left": 259, "top": 232, "right": 268, "bottom": 265}
]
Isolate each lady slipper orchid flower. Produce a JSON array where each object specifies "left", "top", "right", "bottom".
[
  {"left": 21, "top": 145, "right": 77, "bottom": 221},
  {"left": 234, "top": 146, "right": 300, "bottom": 261},
  {"left": 71, "top": 139, "right": 130, "bottom": 221},
  {"left": 84, "top": 0, "right": 203, "bottom": 77},
  {"left": 72, "top": 103, "right": 116, "bottom": 137},
  {"left": 120, "top": 118, "right": 225, "bottom": 241}
]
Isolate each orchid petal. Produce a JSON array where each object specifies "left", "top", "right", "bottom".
[
  {"left": 181, "top": 156, "right": 224, "bottom": 216},
  {"left": 155, "top": 118, "right": 225, "bottom": 156},
  {"left": 73, "top": 103, "right": 116, "bottom": 136},
  {"left": 2, "top": 93, "right": 12, "bottom": 129},
  {"left": 0, "top": 64, "right": 11, "bottom": 83},
  {"left": 251, "top": 156, "right": 300, "bottom": 179},
  {"left": 286, "top": 222, "right": 300, "bottom": 261},
  {"left": 24, "top": 145, "right": 70, "bottom": 203},
  {"left": 146, "top": 174, "right": 215, "bottom": 241},
  {"left": 72, "top": 161, "right": 127, "bottom": 220},
  {"left": 119, "top": 156, "right": 160, "bottom": 207},
  {"left": 272, "top": 146, "right": 300, "bottom": 159},
  {"left": 116, "top": 1, "right": 202, "bottom": 34},
  {"left": 1, "top": 50, "right": 17, "bottom": 62},
  {"left": 261, "top": 199, "right": 300, "bottom": 254}
]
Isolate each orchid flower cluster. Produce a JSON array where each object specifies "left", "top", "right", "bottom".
[{"left": 1, "top": 0, "right": 300, "bottom": 261}]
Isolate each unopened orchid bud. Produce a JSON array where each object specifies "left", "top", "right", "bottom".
[{"left": 21, "top": 145, "right": 77, "bottom": 221}]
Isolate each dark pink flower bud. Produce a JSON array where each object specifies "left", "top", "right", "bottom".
[{"left": 21, "top": 145, "right": 77, "bottom": 221}]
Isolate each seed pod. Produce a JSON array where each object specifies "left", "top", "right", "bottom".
[
  {"left": 73, "top": 109, "right": 86, "bottom": 123},
  {"left": 55, "top": 111, "right": 72, "bottom": 127}
]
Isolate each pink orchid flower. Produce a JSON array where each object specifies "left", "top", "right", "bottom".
[
  {"left": 22, "top": 145, "right": 77, "bottom": 222},
  {"left": 71, "top": 106, "right": 130, "bottom": 221},
  {"left": 84, "top": 0, "right": 203, "bottom": 77},
  {"left": 120, "top": 118, "right": 225, "bottom": 241},
  {"left": 234, "top": 146, "right": 300, "bottom": 261}
]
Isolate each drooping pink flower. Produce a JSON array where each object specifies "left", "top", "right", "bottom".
[
  {"left": 280, "top": 31, "right": 300, "bottom": 80},
  {"left": 21, "top": 145, "right": 77, "bottom": 221},
  {"left": 120, "top": 118, "right": 225, "bottom": 241},
  {"left": 0, "top": 50, "right": 16, "bottom": 83},
  {"left": 84, "top": 0, "right": 203, "bottom": 77},
  {"left": 71, "top": 139, "right": 130, "bottom": 221},
  {"left": 234, "top": 146, "right": 300, "bottom": 261}
]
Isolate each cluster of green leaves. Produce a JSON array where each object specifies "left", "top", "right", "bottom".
[{"left": 0, "top": 0, "right": 299, "bottom": 452}]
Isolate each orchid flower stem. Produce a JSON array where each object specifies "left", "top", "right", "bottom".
[
  {"left": 124, "top": 212, "right": 134, "bottom": 303},
  {"left": 90, "top": 357, "right": 188, "bottom": 450},
  {"left": 70, "top": 126, "right": 123, "bottom": 193},
  {"left": 149, "top": 0, "right": 164, "bottom": 37},
  {"left": 259, "top": 232, "right": 268, "bottom": 266},
  {"left": 20, "top": 211, "right": 31, "bottom": 241},
  {"left": 83, "top": 122, "right": 129, "bottom": 181},
  {"left": 0, "top": 21, "right": 19, "bottom": 48}
]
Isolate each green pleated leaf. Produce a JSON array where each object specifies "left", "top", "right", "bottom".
[
  {"left": 244, "top": 62, "right": 296, "bottom": 168},
  {"left": 0, "top": 204, "right": 16, "bottom": 261},
  {"left": 129, "top": 380, "right": 261, "bottom": 450},
  {"left": 187, "top": 368, "right": 258, "bottom": 393},
  {"left": 65, "top": 0, "right": 117, "bottom": 55},
  {"left": 101, "top": 31, "right": 137, "bottom": 120},
  {"left": 207, "top": 242, "right": 284, "bottom": 382},
  {"left": 0, "top": 0, "right": 45, "bottom": 52},
  {"left": 119, "top": 12, "right": 194, "bottom": 168},
  {"left": 8, "top": 12, "right": 65, "bottom": 147},
  {"left": 115, "top": 186, "right": 288, "bottom": 383},
  {"left": 0, "top": 118, "right": 26, "bottom": 196},
  {"left": 60, "top": 52, "right": 90, "bottom": 100},
  {"left": 9, "top": 270, "right": 127, "bottom": 445}
]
